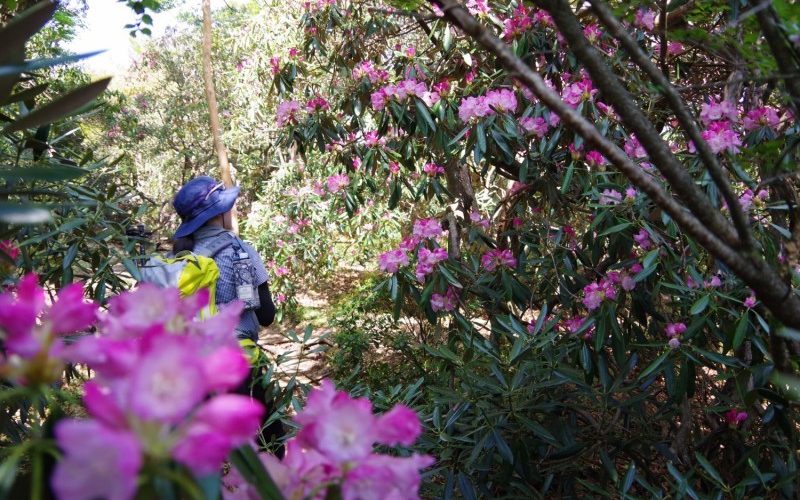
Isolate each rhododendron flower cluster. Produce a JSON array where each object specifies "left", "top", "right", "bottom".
[
  {"left": 582, "top": 279, "right": 617, "bottom": 311},
  {"left": 599, "top": 189, "right": 622, "bottom": 205},
  {"left": 481, "top": 248, "right": 517, "bottom": 272},
  {"left": 634, "top": 8, "right": 657, "bottom": 31},
  {"left": 326, "top": 173, "right": 350, "bottom": 193},
  {"left": 413, "top": 217, "right": 443, "bottom": 239},
  {"left": 725, "top": 409, "right": 748, "bottom": 427},
  {"left": 233, "top": 380, "right": 433, "bottom": 499},
  {"left": 562, "top": 316, "right": 595, "bottom": 340},
  {"left": 371, "top": 79, "right": 437, "bottom": 110},
  {"left": 352, "top": 60, "right": 389, "bottom": 84},
  {"left": 743, "top": 107, "right": 781, "bottom": 131},
  {"left": 744, "top": 293, "right": 757, "bottom": 308},
  {"left": 276, "top": 100, "right": 302, "bottom": 127},
  {"left": 0, "top": 274, "right": 97, "bottom": 385},
  {"left": 378, "top": 248, "right": 410, "bottom": 273},
  {"left": 51, "top": 285, "right": 263, "bottom": 500},
  {"left": 737, "top": 188, "right": 769, "bottom": 212},
  {"left": 634, "top": 228, "right": 653, "bottom": 250},
  {"left": 431, "top": 287, "right": 459, "bottom": 312},
  {"left": 306, "top": 96, "right": 330, "bottom": 113},
  {"left": 665, "top": 322, "right": 687, "bottom": 348},
  {"left": 561, "top": 78, "right": 597, "bottom": 106},
  {"left": 458, "top": 88, "right": 518, "bottom": 122},
  {"left": 422, "top": 162, "right": 445, "bottom": 176},
  {"left": 700, "top": 98, "right": 738, "bottom": 125},
  {"left": 416, "top": 246, "right": 448, "bottom": 281},
  {"left": 585, "top": 150, "right": 607, "bottom": 168},
  {"left": 502, "top": 4, "right": 533, "bottom": 40},
  {"left": 519, "top": 116, "right": 549, "bottom": 136},
  {"left": 701, "top": 121, "right": 742, "bottom": 154}
]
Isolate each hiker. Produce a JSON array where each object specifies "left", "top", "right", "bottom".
[{"left": 172, "top": 175, "right": 284, "bottom": 454}]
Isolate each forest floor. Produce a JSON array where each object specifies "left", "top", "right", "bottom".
[{"left": 256, "top": 266, "right": 365, "bottom": 385}]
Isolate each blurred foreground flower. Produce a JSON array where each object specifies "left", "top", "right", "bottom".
[{"left": 224, "top": 379, "right": 433, "bottom": 500}]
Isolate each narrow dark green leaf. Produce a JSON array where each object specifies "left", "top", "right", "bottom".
[{"left": 4, "top": 77, "right": 111, "bottom": 133}]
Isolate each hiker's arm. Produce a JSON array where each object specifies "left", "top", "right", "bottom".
[{"left": 255, "top": 281, "right": 275, "bottom": 327}]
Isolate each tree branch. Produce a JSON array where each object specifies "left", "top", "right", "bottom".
[
  {"left": 425, "top": 0, "right": 800, "bottom": 330},
  {"left": 751, "top": 0, "right": 800, "bottom": 113},
  {"left": 588, "top": 0, "right": 757, "bottom": 252}
]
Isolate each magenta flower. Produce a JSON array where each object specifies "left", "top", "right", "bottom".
[
  {"left": 744, "top": 294, "right": 756, "bottom": 308},
  {"left": 484, "top": 88, "right": 518, "bottom": 113},
  {"left": 634, "top": 228, "right": 653, "bottom": 249},
  {"left": 0, "top": 239, "right": 20, "bottom": 261},
  {"left": 634, "top": 8, "right": 657, "bottom": 30},
  {"left": 276, "top": 100, "right": 302, "bottom": 127},
  {"left": 599, "top": 189, "right": 622, "bottom": 205},
  {"left": 743, "top": 107, "right": 781, "bottom": 131},
  {"left": 481, "top": 248, "right": 517, "bottom": 272},
  {"left": 0, "top": 274, "right": 98, "bottom": 384},
  {"left": 431, "top": 287, "right": 459, "bottom": 312},
  {"left": 668, "top": 337, "right": 681, "bottom": 349},
  {"left": 702, "top": 121, "right": 742, "bottom": 154},
  {"left": 326, "top": 174, "right": 350, "bottom": 193},
  {"left": 724, "top": 409, "right": 748, "bottom": 427},
  {"left": 519, "top": 116, "right": 549, "bottom": 137},
  {"left": 378, "top": 248, "right": 410, "bottom": 273},
  {"left": 582, "top": 282, "right": 606, "bottom": 310},
  {"left": 413, "top": 218, "right": 443, "bottom": 239},
  {"left": 585, "top": 150, "right": 606, "bottom": 168},
  {"left": 700, "top": 98, "right": 738, "bottom": 125},
  {"left": 51, "top": 419, "right": 142, "bottom": 500},
  {"left": 561, "top": 78, "right": 597, "bottom": 106},
  {"left": 422, "top": 162, "right": 445, "bottom": 176},
  {"left": 624, "top": 134, "right": 647, "bottom": 159},
  {"left": 665, "top": 322, "right": 687, "bottom": 338},
  {"left": 417, "top": 246, "right": 447, "bottom": 267}
]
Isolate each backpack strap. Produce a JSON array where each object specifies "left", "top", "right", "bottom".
[{"left": 194, "top": 231, "right": 238, "bottom": 258}]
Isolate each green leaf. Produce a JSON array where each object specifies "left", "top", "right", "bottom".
[
  {"left": 690, "top": 294, "right": 710, "bottom": 315},
  {"left": 0, "top": 164, "right": 90, "bottom": 182},
  {"left": 732, "top": 314, "right": 749, "bottom": 349},
  {"left": 0, "top": 202, "right": 51, "bottom": 224},
  {"left": 230, "top": 446, "right": 283, "bottom": 500},
  {"left": 777, "top": 327, "right": 800, "bottom": 342},
  {"left": 695, "top": 452, "right": 725, "bottom": 486},
  {"left": 638, "top": 351, "right": 669, "bottom": 380},
  {"left": 3, "top": 77, "right": 111, "bottom": 133},
  {"left": 415, "top": 98, "right": 436, "bottom": 132},
  {"left": 598, "top": 222, "right": 632, "bottom": 237}
]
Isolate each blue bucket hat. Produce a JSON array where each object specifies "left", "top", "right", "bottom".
[{"left": 173, "top": 176, "right": 240, "bottom": 238}]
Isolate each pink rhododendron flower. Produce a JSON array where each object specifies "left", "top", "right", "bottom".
[
  {"left": 54, "top": 287, "right": 263, "bottom": 491},
  {"left": 306, "top": 96, "right": 330, "bottom": 113},
  {"left": 276, "top": 100, "right": 302, "bottom": 127},
  {"left": 584, "top": 23, "right": 603, "bottom": 43},
  {"left": 466, "top": 0, "right": 491, "bottom": 16},
  {"left": 0, "top": 239, "right": 19, "bottom": 261},
  {"left": 326, "top": 174, "right": 350, "bottom": 193},
  {"left": 423, "top": 162, "right": 445, "bottom": 176},
  {"left": 700, "top": 98, "right": 738, "bottom": 125},
  {"left": 635, "top": 8, "right": 657, "bottom": 31},
  {"left": 599, "top": 189, "right": 622, "bottom": 205},
  {"left": 431, "top": 287, "right": 459, "bottom": 312},
  {"left": 481, "top": 249, "right": 517, "bottom": 272},
  {"left": 51, "top": 419, "right": 142, "bottom": 500},
  {"left": 624, "top": 135, "right": 647, "bottom": 159},
  {"left": 743, "top": 107, "right": 781, "bottom": 131},
  {"left": 520, "top": 116, "right": 549, "bottom": 136},
  {"left": 582, "top": 280, "right": 616, "bottom": 310},
  {"left": 484, "top": 88, "right": 518, "bottom": 113},
  {"left": 702, "top": 121, "right": 742, "bottom": 154},
  {"left": 561, "top": 78, "right": 597, "bottom": 106},
  {"left": 624, "top": 186, "right": 638, "bottom": 201},
  {"left": 665, "top": 322, "right": 687, "bottom": 338},
  {"left": 585, "top": 150, "right": 606, "bottom": 168},
  {"left": 378, "top": 249, "right": 409, "bottom": 273},
  {"left": 744, "top": 294, "right": 756, "bottom": 308},
  {"left": 0, "top": 274, "right": 97, "bottom": 384},
  {"left": 668, "top": 337, "right": 681, "bottom": 349},
  {"left": 269, "top": 56, "right": 280, "bottom": 75},
  {"left": 562, "top": 316, "right": 595, "bottom": 340},
  {"left": 470, "top": 210, "right": 491, "bottom": 230},
  {"left": 725, "top": 409, "right": 748, "bottom": 427},
  {"left": 634, "top": 228, "right": 653, "bottom": 249},
  {"left": 413, "top": 218, "right": 443, "bottom": 239},
  {"left": 502, "top": 5, "right": 533, "bottom": 39}
]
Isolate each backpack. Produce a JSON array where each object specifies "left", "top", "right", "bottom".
[{"left": 138, "top": 236, "right": 233, "bottom": 317}]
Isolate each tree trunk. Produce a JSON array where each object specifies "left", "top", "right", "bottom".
[{"left": 201, "top": 0, "right": 238, "bottom": 232}]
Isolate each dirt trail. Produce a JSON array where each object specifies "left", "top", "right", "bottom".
[{"left": 256, "top": 267, "right": 365, "bottom": 385}]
